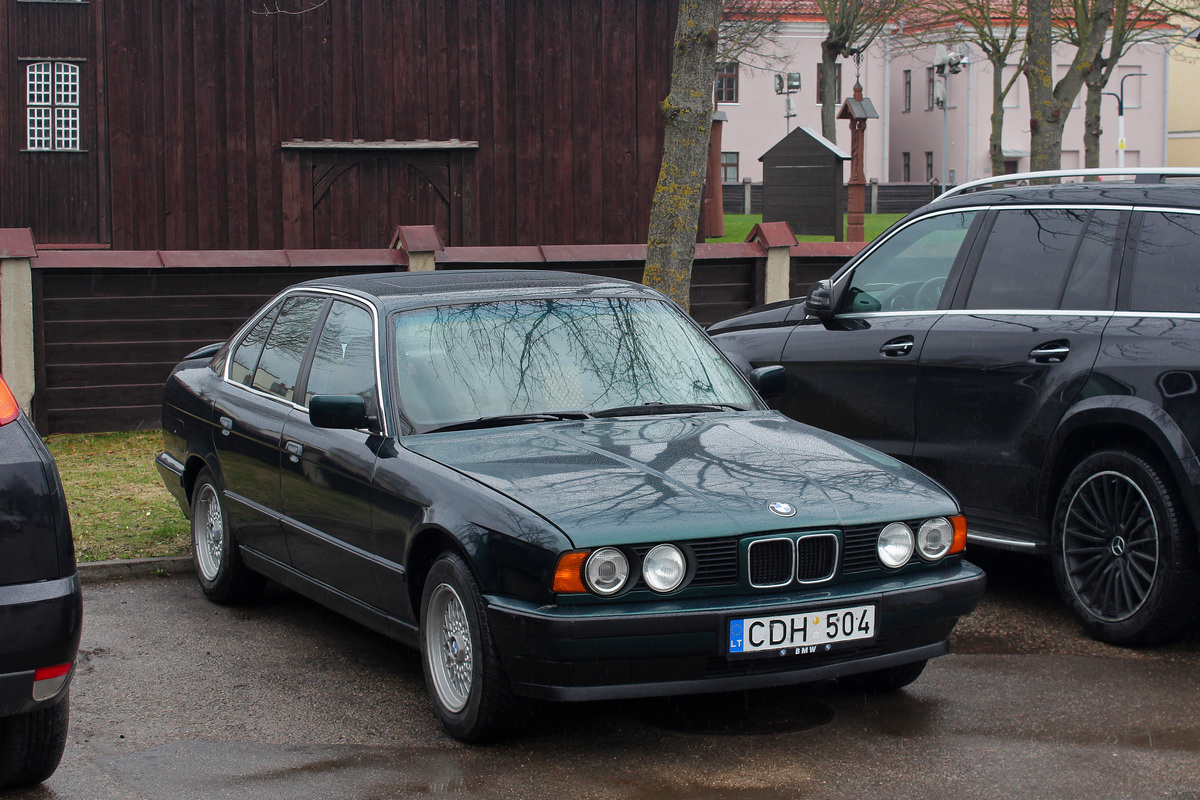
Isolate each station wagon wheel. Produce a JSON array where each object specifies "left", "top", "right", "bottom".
[
  {"left": 420, "top": 552, "right": 525, "bottom": 742},
  {"left": 1052, "top": 450, "right": 1200, "bottom": 646},
  {"left": 0, "top": 692, "right": 69, "bottom": 790},
  {"left": 190, "top": 468, "right": 265, "bottom": 606}
]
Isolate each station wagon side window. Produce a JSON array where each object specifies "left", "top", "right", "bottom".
[
  {"left": 965, "top": 208, "right": 1121, "bottom": 311},
  {"left": 251, "top": 296, "right": 326, "bottom": 402},
  {"left": 1127, "top": 211, "right": 1200, "bottom": 314},
  {"left": 229, "top": 303, "right": 280, "bottom": 386},
  {"left": 840, "top": 210, "right": 977, "bottom": 314},
  {"left": 303, "top": 300, "right": 379, "bottom": 414}
]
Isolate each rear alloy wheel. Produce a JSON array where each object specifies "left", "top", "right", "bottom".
[
  {"left": 190, "top": 468, "right": 265, "bottom": 605},
  {"left": 420, "top": 553, "right": 525, "bottom": 742},
  {"left": 1052, "top": 450, "right": 1200, "bottom": 646}
]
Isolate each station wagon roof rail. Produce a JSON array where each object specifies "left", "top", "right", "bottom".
[{"left": 937, "top": 167, "right": 1200, "bottom": 201}]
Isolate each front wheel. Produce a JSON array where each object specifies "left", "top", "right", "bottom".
[
  {"left": 191, "top": 468, "right": 265, "bottom": 605},
  {"left": 1052, "top": 450, "right": 1200, "bottom": 646},
  {"left": 420, "top": 553, "right": 524, "bottom": 742},
  {"left": 0, "top": 693, "right": 69, "bottom": 790}
]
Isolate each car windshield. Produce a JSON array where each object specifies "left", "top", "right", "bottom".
[{"left": 392, "top": 296, "right": 758, "bottom": 429}]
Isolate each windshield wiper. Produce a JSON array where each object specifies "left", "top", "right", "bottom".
[
  {"left": 427, "top": 411, "right": 591, "bottom": 433},
  {"left": 591, "top": 402, "right": 742, "bottom": 418}
]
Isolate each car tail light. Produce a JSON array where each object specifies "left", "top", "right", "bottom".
[
  {"left": 32, "top": 662, "right": 73, "bottom": 701},
  {"left": 0, "top": 376, "right": 19, "bottom": 426}
]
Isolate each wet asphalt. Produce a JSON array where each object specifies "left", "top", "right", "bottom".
[{"left": 10, "top": 550, "right": 1200, "bottom": 800}]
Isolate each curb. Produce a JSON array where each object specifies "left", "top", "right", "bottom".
[{"left": 77, "top": 556, "right": 195, "bottom": 584}]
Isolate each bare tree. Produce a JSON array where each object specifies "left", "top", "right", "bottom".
[
  {"left": 900, "top": 1, "right": 1028, "bottom": 176},
  {"left": 643, "top": 0, "right": 722, "bottom": 310},
  {"left": 1066, "top": 0, "right": 1199, "bottom": 167},
  {"left": 1025, "top": 0, "right": 1116, "bottom": 171},
  {"left": 815, "top": 0, "right": 913, "bottom": 143}
]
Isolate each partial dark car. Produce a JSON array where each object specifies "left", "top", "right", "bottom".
[
  {"left": 710, "top": 167, "right": 1200, "bottom": 646},
  {"left": 156, "top": 270, "right": 984, "bottom": 742},
  {"left": 0, "top": 375, "right": 81, "bottom": 790}
]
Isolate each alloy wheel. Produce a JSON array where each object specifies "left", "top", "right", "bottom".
[
  {"left": 193, "top": 483, "right": 224, "bottom": 582},
  {"left": 426, "top": 583, "right": 474, "bottom": 713}
]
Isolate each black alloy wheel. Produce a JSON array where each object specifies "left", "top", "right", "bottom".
[{"left": 1052, "top": 450, "right": 1200, "bottom": 646}]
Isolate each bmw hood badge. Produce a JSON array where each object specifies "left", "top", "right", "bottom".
[{"left": 769, "top": 502, "right": 796, "bottom": 517}]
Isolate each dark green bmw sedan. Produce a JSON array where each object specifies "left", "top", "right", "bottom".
[{"left": 156, "top": 270, "right": 984, "bottom": 742}]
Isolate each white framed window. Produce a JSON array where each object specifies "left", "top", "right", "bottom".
[{"left": 27, "top": 61, "right": 81, "bottom": 151}]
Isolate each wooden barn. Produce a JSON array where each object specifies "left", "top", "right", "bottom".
[{"left": 0, "top": 0, "right": 677, "bottom": 250}]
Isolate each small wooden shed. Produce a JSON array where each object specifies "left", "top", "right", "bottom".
[{"left": 759, "top": 127, "right": 849, "bottom": 241}]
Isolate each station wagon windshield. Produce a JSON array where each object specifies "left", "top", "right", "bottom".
[{"left": 392, "top": 296, "right": 758, "bottom": 429}]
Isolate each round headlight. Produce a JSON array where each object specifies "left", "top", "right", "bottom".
[
  {"left": 917, "top": 517, "right": 954, "bottom": 561},
  {"left": 584, "top": 548, "right": 630, "bottom": 596},
  {"left": 877, "top": 522, "right": 915, "bottom": 569},
  {"left": 642, "top": 544, "right": 686, "bottom": 593}
]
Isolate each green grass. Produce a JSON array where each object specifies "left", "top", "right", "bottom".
[
  {"left": 708, "top": 213, "right": 904, "bottom": 244},
  {"left": 45, "top": 430, "right": 190, "bottom": 563}
]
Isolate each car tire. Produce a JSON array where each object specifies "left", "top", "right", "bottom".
[
  {"left": 0, "top": 693, "right": 69, "bottom": 790},
  {"left": 420, "top": 552, "right": 525, "bottom": 743},
  {"left": 839, "top": 659, "right": 927, "bottom": 693},
  {"left": 1052, "top": 449, "right": 1200, "bottom": 646},
  {"left": 191, "top": 468, "right": 266, "bottom": 605}
]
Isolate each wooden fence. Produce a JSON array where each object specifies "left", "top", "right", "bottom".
[{"left": 2, "top": 229, "right": 864, "bottom": 434}]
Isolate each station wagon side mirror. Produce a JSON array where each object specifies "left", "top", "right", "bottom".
[
  {"left": 750, "top": 365, "right": 785, "bottom": 397},
  {"left": 805, "top": 279, "right": 835, "bottom": 324},
  {"left": 309, "top": 395, "right": 379, "bottom": 432}
]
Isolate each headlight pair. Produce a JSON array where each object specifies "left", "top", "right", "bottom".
[
  {"left": 878, "top": 516, "right": 964, "bottom": 569},
  {"left": 556, "top": 544, "right": 687, "bottom": 596}
]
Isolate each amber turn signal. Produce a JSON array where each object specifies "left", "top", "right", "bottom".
[
  {"left": 0, "top": 376, "right": 20, "bottom": 426},
  {"left": 552, "top": 551, "right": 589, "bottom": 593},
  {"left": 949, "top": 515, "right": 968, "bottom": 555}
]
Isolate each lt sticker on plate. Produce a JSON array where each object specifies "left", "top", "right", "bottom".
[{"left": 728, "top": 604, "right": 875, "bottom": 657}]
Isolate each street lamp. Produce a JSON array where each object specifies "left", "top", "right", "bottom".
[
  {"left": 774, "top": 72, "right": 802, "bottom": 133},
  {"left": 1102, "top": 71, "right": 1147, "bottom": 169},
  {"left": 932, "top": 45, "right": 965, "bottom": 187}
]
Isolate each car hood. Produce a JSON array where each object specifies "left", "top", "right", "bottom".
[{"left": 403, "top": 411, "right": 957, "bottom": 548}]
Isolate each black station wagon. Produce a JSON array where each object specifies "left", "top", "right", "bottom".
[
  {"left": 156, "top": 270, "right": 984, "bottom": 741},
  {"left": 710, "top": 168, "right": 1200, "bottom": 647}
]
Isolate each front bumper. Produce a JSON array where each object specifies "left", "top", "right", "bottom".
[
  {"left": 0, "top": 574, "right": 83, "bottom": 717},
  {"left": 487, "top": 560, "right": 985, "bottom": 701}
]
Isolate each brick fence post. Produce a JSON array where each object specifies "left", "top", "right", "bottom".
[
  {"left": 745, "top": 222, "right": 798, "bottom": 305},
  {"left": 394, "top": 225, "right": 444, "bottom": 271}
]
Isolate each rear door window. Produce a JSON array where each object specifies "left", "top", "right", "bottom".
[
  {"left": 965, "top": 208, "right": 1112, "bottom": 310},
  {"left": 1127, "top": 211, "right": 1200, "bottom": 313},
  {"left": 229, "top": 303, "right": 280, "bottom": 387},
  {"left": 252, "top": 296, "right": 327, "bottom": 403}
]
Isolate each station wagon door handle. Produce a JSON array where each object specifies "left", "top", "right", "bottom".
[
  {"left": 1029, "top": 342, "right": 1070, "bottom": 363},
  {"left": 219, "top": 416, "right": 233, "bottom": 436},
  {"left": 285, "top": 441, "right": 304, "bottom": 462},
  {"left": 879, "top": 336, "right": 914, "bottom": 357}
]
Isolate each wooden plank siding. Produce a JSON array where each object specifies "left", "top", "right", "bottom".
[{"left": 2, "top": 0, "right": 677, "bottom": 251}]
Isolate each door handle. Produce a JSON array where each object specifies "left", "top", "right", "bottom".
[
  {"left": 219, "top": 416, "right": 233, "bottom": 436},
  {"left": 285, "top": 441, "right": 304, "bottom": 462},
  {"left": 879, "top": 336, "right": 914, "bottom": 357},
  {"left": 1029, "top": 342, "right": 1070, "bottom": 363}
]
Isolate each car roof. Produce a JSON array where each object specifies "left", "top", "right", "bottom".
[
  {"left": 926, "top": 181, "right": 1200, "bottom": 213},
  {"left": 295, "top": 269, "right": 663, "bottom": 312}
]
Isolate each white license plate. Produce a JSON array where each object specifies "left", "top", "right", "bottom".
[{"left": 728, "top": 604, "right": 876, "bottom": 657}]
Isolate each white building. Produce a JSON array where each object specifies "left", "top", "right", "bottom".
[{"left": 717, "top": 13, "right": 1171, "bottom": 187}]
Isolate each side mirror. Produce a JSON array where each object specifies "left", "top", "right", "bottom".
[
  {"left": 750, "top": 365, "right": 785, "bottom": 397},
  {"left": 805, "top": 279, "right": 835, "bottom": 323},
  {"left": 309, "top": 395, "right": 378, "bottom": 432}
]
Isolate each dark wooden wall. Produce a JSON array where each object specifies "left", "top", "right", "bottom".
[{"left": 2, "top": 0, "right": 676, "bottom": 250}]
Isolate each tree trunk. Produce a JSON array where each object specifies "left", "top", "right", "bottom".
[
  {"left": 820, "top": 40, "right": 840, "bottom": 144},
  {"left": 989, "top": 60, "right": 1007, "bottom": 176},
  {"left": 642, "top": 0, "right": 721, "bottom": 311},
  {"left": 1083, "top": 76, "right": 1105, "bottom": 169}
]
